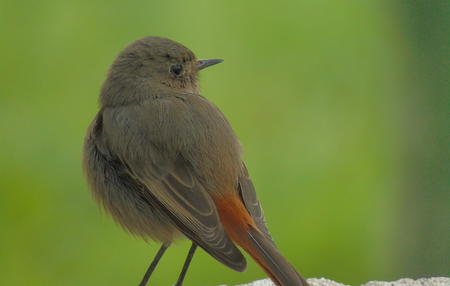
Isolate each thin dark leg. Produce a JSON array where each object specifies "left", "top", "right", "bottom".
[
  {"left": 138, "top": 242, "right": 170, "bottom": 286},
  {"left": 174, "top": 242, "right": 198, "bottom": 286}
]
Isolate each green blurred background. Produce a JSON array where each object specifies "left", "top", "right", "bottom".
[{"left": 0, "top": 0, "right": 448, "bottom": 285}]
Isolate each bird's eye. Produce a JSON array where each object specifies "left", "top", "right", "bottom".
[{"left": 170, "top": 64, "right": 183, "bottom": 75}]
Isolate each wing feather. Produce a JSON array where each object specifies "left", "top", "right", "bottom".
[
  {"left": 127, "top": 155, "right": 246, "bottom": 271},
  {"left": 238, "top": 163, "right": 274, "bottom": 245}
]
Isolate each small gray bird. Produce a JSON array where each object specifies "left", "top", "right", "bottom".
[{"left": 83, "top": 36, "right": 307, "bottom": 286}]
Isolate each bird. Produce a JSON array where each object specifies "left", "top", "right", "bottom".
[{"left": 83, "top": 36, "right": 308, "bottom": 286}]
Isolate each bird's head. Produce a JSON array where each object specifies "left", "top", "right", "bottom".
[{"left": 100, "top": 36, "right": 222, "bottom": 106}]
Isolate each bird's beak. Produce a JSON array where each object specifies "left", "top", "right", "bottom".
[{"left": 197, "top": 58, "right": 224, "bottom": 70}]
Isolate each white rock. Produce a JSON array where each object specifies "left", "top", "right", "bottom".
[{"left": 223, "top": 277, "right": 450, "bottom": 286}]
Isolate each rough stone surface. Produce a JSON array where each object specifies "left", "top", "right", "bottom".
[
  {"left": 219, "top": 277, "right": 450, "bottom": 286},
  {"left": 361, "top": 277, "right": 450, "bottom": 286}
]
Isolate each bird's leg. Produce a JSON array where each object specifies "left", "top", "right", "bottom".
[
  {"left": 138, "top": 242, "right": 170, "bottom": 286},
  {"left": 174, "top": 242, "right": 198, "bottom": 286}
]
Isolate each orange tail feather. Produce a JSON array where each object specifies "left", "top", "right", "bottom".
[{"left": 214, "top": 193, "right": 308, "bottom": 286}]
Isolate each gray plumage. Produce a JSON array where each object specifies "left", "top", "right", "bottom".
[{"left": 83, "top": 36, "right": 306, "bottom": 286}]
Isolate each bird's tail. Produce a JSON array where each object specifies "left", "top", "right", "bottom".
[
  {"left": 214, "top": 193, "right": 308, "bottom": 286},
  {"left": 242, "top": 225, "right": 308, "bottom": 286}
]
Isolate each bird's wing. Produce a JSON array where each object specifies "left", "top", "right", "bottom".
[
  {"left": 238, "top": 163, "right": 274, "bottom": 245},
  {"left": 129, "top": 155, "right": 246, "bottom": 271}
]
